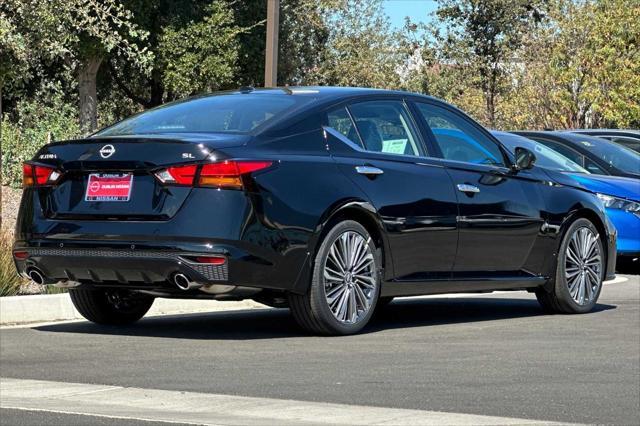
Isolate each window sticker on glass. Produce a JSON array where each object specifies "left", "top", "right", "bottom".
[{"left": 382, "top": 139, "right": 408, "bottom": 154}]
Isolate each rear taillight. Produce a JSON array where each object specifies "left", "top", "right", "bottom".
[
  {"left": 199, "top": 161, "right": 273, "bottom": 189},
  {"left": 154, "top": 160, "right": 273, "bottom": 190},
  {"left": 22, "top": 163, "right": 61, "bottom": 187},
  {"left": 154, "top": 164, "right": 198, "bottom": 186}
]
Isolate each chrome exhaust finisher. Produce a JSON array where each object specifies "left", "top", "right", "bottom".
[
  {"left": 26, "top": 268, "right": 46, "bottom": 285},
  {"left": 173, "top": 273, "right": 202, "bottom": 291}
]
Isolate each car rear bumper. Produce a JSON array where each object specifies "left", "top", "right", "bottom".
[{"left": 13, "top": 187, "right": 314, "bottom": 295}]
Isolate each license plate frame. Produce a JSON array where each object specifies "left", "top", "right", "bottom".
[{"left": 85, "top": 173, "right": 134, "bottom": 202}]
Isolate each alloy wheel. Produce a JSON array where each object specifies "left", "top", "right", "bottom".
[
  {"left": 323, "top": 231, "right": 378, "bottom": 324},
  {"left": 565, "top": 227, "right": 602, "bottom": 306}
]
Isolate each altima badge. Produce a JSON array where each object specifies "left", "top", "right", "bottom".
[{"left": 99, "top": 144, "right": 116, "bottom": 158}]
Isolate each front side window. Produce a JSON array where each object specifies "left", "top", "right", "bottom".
[
  {"left": 415, "top": 103, "right": 505, "bottom": 166},
  {"left": 347, "top": 101, "right": 423, "bottom": 157}
]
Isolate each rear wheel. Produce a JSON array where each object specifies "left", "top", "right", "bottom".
[
  {"left": 70, "top": 288, "right": 154, "bottom": 325},
  {"left": 289, "top": 220, "right": 381, "bottom": 335},
  {"left": 536, "top": 218, "right": 604, "bottom": 314}
]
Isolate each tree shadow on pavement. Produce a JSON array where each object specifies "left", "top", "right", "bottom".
[{"left": 34, "top": 296, "right": 616, "bottom": 340}]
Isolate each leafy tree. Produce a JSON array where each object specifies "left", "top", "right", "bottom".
[
  {"left": 1, "top": 0, "right": 152, "bottom": 133},
  {"left": 158, "top": 1, "right": 245, "bottom": 97},
  {"left": 514, "top": 0, "right": 640, "bottom": 129},
  {"left": 307, "top": 0, "right": 406, "bottom": 88},
  {"left": 427, "top": 0, "right": 548, "bottom": 127}
]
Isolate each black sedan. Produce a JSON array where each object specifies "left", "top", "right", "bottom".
[
  {"left": 567, "top": 129, "right": 640, "bottom": 153},
  {"left": 14, "top": 87, "right": 616, "bottom": 335},
  {"left": 515, "top": 131, "right": 640, "bottom": 178}
]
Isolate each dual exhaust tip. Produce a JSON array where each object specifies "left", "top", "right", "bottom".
[{"left": 27, "top": 268, "right": 202, "bottom": 292}]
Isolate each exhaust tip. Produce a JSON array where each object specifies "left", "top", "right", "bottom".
[
  {"left": 174, "top": 273, "right": 193, "bottom": 291},
  {"left": 27, "top": 268, "right": 45, "bottom": 285}
]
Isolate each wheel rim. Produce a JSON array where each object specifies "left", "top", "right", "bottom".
[
  {"left": 565, "top": 227, "right": 602, "bottom": 306},
  {"left": 323, "top": 230, "right": 377, "bottom": 324}
]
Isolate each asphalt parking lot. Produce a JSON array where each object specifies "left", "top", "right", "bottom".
[{"left": 1, "top": 275, "right": 638, "bottom": 425}]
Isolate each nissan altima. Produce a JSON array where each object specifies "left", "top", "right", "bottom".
[{"left": 14, "top": 87, "right": 616, "bottom": 335}]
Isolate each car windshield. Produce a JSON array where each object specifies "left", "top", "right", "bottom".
[
  {"left": 95, "top": 93, "right": 313, "bottom": 136},
  {"left": 492, "top": 132, "right": 589, "bottom": 173},
  {"left": 563, "top": 134, "right": 640, "bottom": 174}
]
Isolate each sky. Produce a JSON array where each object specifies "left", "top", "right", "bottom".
[{"left": 382, "top": 0, "right": 438, "bottom": 29}]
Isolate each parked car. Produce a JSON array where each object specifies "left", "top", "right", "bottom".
[
  {"left": 567, "top": 129, "right": 640, "bottom": 153},
  {"left": 514, "top": 131, "right": 640, "bottom": 179},
  {"left": 14, "top": 87, "right": 616, "bottom": 335},
  {"left": 493, "top": 131, "right": 639, "bottom": 272}
]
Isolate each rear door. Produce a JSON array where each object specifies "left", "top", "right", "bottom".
[
  {"left": 325, "top": 99, "right": 458, "bottom": 281},
  {"left": 412, "top": 101, "right": 546, "bottom": 275}
]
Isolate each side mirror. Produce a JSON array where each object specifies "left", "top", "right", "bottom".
[{"left": 513, "top": 147, "right": 536, "bottom": 171}]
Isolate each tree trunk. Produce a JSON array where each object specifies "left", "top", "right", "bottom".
[
  {"left": 78, "top": 57, "right": 103, "bottom": 134},
  {"left": 485, "top": 92, "right": 496, "bottom": 128}
]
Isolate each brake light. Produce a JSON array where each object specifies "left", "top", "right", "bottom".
[
  {"left": 199, "top": 160, "right": 273, "bottom": 189},
  {"left": 154, "top": 164, "right": 198, "bottom": 186},
  {"left": 154, "top": 160, "right": 273, "bottom": 189},
  {"left": 22, "top": 163, "right": 60, "bottom": 187}
]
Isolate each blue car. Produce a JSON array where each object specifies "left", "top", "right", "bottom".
[{"left": 491, "top": 131, "right": 640, "bottom": 272}]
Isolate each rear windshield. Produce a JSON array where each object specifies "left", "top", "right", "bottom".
[
  {"left": 561, "top": 133, "right": 640, "bottom": 174},
  {"left": 95, "top": 94, "right": 312, "bottom": 136}
]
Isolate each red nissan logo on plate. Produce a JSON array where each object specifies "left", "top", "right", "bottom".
[{"left": 90, "top": 181, "right": 101, "bottom": 193}]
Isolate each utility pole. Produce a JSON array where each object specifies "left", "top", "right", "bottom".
[{"left": 264, "top": 0, "right": 279, "bottom": 87}]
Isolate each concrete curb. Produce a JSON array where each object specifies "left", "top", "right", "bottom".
[
  {"left": 0, "top": 275, "right": 630, "bottom": 327},
  {"left": 0, "top": 293, "right": 267, "bottom": 326}
]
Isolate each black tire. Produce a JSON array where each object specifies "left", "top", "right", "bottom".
[
  {"left": 288, "top": 220, "right": 381, "bottom": 335},
  {"left": 536, "top": 218, "right": 605, "bottom": 314},
  {"left": 69, "top": 288, "right": 154, "bottom": 325}
]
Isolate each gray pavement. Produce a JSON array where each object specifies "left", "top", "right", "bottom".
[
  {"left": 1, "top": 276, "right": 638, "bottom": 425},
  {"left": 0, "top": 408, "right": 188, "bottom": 426}
]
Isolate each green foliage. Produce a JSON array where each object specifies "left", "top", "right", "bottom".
[
  {"left": 428, "top": 0, "right": 548, "bottom": 126},
  {"left": 507, "top": 0, "right": 640, "bottom": 129},
  {"left": 1, "top": 84, "right": 80, "bottom": 187},
  {"left": 308, "top": 0, "right": 406, "bottom": 88},
  {"left": 159, "top": 1, "right": 244, "bottom": 97}
]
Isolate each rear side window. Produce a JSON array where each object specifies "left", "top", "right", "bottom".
[
  {"left": 415, "top": 103, "right": 504, "bottom": 166},
  {"left": 327, "top": 107, "right": 364, "bottom": 148},
  {"left": 96, "top": 94, "right": 313, "bottom": 136},
  {"left": 348, "top": 101, "right": 423, "bottom": 156}
]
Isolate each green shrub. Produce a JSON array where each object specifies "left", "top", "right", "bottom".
[
  {"left": 1, "top": 87, "right": 80, "bottom": 188},
  {"left": 0, "top": 232, "right": 24, "bottom": 297}
]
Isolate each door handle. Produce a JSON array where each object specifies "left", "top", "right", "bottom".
[
  {"left": 355, "top": 166, "right": 384, "bottom": 176},
  {"left": 457, "top": 183, "right": 480, "bottom": 193}
]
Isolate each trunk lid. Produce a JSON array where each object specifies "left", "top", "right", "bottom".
[{"left": 33, "top": 134, "right": 249, "bottom": 220}]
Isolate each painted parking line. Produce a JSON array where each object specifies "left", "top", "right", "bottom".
[{"left": 0, "top": 378, "right": 572, "bottom": 426}]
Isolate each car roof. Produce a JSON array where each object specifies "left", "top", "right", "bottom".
[
  {"left": 223, "top": 86, "right": 441, "bottom": 102},
  {"left": 513, "top": 131, "right": 610, "bottom": 147},
  {"left": 565, "top": 129, "right": 640, "bottom": 136}
]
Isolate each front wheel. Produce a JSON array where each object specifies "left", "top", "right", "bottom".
[
  {"left": 70, "top": 288, "right": 154, "bottom": 325},
  {"left": 536, "top": 218, "right": 605, "bottom": 314},
  {"left": 289, "top": 220, "right": 381, "bottom": 335}
]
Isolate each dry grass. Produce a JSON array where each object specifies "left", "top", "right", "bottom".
[{"left": 0, "top": 231, "right": 25, "bottom": 296}]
